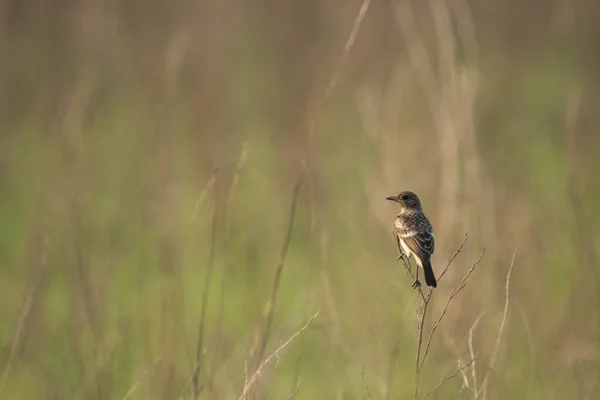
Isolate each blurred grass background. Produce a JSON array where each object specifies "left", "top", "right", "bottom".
[{"left": 1, "top": 0, "right": 600, "bottom": 398}]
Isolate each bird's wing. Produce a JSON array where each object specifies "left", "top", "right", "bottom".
[{"left": 399, "top": 231, "right": 435, "bottom": 260}]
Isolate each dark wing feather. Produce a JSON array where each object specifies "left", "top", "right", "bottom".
[{"left": 401, "top": 231, "right": 435, "bottom": 261}]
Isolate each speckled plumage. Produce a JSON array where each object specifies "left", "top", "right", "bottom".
[{"left": 387, "top": 191, "right": 437, "bottom": 288}]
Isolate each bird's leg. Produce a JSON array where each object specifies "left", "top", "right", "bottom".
[
  {"left": 393, "top": 231, "right": 408, "bottom": 264},
  {"left": 412, "top": 267, "right": 421, "bottom": 289}
]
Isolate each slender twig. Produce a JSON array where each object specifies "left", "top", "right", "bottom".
[
  {"left": 437, "top": 233, "right": 469, "bottom": 283},
  {"left": 191, "top": 178, "right": 219, "bottom": 398},
  {"left": 448, "top": 0, "right": 479, "bottom": 68},
  {"left": 189, "top": 168, "right": 218, "bottom": 222},
  {"left": 0, "top": 225, "right": 49, "bottom": 395},
  {"left": 209, "top": 143, "right": 248, "bottom": 392},
  {"left": 413, "top": 289, "right": 431, "bottom": 399},
  {"left": 306, "top": 0, "right": 372, "bottom": 142},
  {"left": 489, "top": 251, "right": 516, "bottom": 367},
  {"left": 394, "top": 1, "right": 439, "bottom": 115},
  {"left": 247, "top": 0, "right": 372, "bottom": 394},
  {"left": 250, "top": 175, "right": 303, "bottom": 378},
  {"left": 302, "top": 160, "right": 317, "bottom": 235},
  {"left": 289, "top": 309, "right": 306, "bottom": 399},
  {"left": 408, "top": 234, "right": 471, "bottom": 399},
  {"left": 243, "top": 360, "right": 249, "bottom": 398},
  {"left": 178, "top": 361, "right": 199, "bottom": 399},
  {"left": 515, "top": 301, "right": 535, "bottom": 400},
  {"left": 224, "top": 144, "right": 249, "bottom": 240},
  {"left": 122, "top": 357, "right": 162, "bottom": 400},
  {"left": 361, "top": 364, "right": 373, "bottom": 399},
  {"left": 180, "top": 166, "right": 218, "bottom": 397},
  {"left": 419, "top": 249, "right": 485, "bottom": 373},
  {"left": 286, "top": 379, "right": 302, "bottom": 400},
  {"left": 239, "top": 310, "right": 320, "bottom": 400},
  {"left": 424, "top": 357, "right": 477, "bottom": 398},
  {"left": 468, "top": 311, "right": 486, "bottom": 392},
  {"left": 1, "top": 278, "right": 46, "bottom": 393},
  {"left": 457, "top": 364, "right": 472, "bottom": 395},
  {"left": 320, "top": 230, "right": 341, "bottom": 339},
  {"left": 479, "top": 250, "right": 516, "bottom": 398}
]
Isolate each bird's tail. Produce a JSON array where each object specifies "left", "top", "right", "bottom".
[{"left": 423, "top": 259, "right": 437, "bottom": 288}]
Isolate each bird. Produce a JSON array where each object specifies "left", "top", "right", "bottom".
[{"left": 386, "top": 191, "right": 437, "bottom": 288}]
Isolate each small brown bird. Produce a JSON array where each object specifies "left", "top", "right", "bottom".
[{"left": 386, "top": 191, "right": 437, "bottom": 288}]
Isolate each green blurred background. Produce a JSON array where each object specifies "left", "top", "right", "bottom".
[{"left": 1, "top": 0, "right": 599, "bottom": 398}]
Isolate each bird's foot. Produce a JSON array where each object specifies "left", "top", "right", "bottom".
[{"left": 411, "top": 279, "right": 421, "bottom": 289}]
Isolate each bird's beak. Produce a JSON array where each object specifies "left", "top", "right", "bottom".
[{"left": 386, "top": 196, "right": 397, "bottom": 202}]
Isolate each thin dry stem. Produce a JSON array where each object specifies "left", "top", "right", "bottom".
[
  {"left": 224, "top": 144, "right": 249, "bottom": 240},
  {"left": 489, "top": 251, "right": 516, "bottom": 367},
  {"left": 393, "top": 1, "right": 439, "bottom": 114},
  {"left": 361, "top": 364, "right": 373, "bottom": 399},
  {"left": 424, "top": 357, "right": 477, "bottom": 398},
  {"left": 468, "top": 312, "right": 486, "bottom": 392},
  {"left": 190, "top": 169, "right": 218, "bottom": 222},
  {"left": 478, "top": 250, "right": 516, "bottom": 398},
  {"left": 122, "top": 357, "right": 162, "bottom": 400},
  {"left": 0, "top": 226, "right": 49, "bottom": 394},
  {"left": 515, "top": 301, "right": 536, "bottom": 399},
  {"left": 244, "top": 360, "right": 249, "bottom": 396},
  {"left": 448, "top": 0, "right": 479, "bottom": 67},
  {"left": 412, "top": 234, "right": 473, "bottom": 399},
  {"left": 192, "top": 180, "right": 219, "bottom": 398},
  {"left": 287, "top": 379, "right": 302, "bottom": 400},
  {"left": 321, "top": 230, "right": 341, "bottom": 339},
  {"left": 178, "top": 361, "right": 199, "bottom": 399},
  {"left": 395, "top": 0, "right": 480, "bottom": 241},
  {"left": 413, "top": 291, "right": 430, "bottom": 400},
  {"left": 419, "top": 248, "right": 485, "bottom": 373},
  {"left": 210, "top": 143, "right": 248, "bottom": 392},
  {"left": 239, "top": 310, "right": 320, "bottom": 400},
  {"left": 289, "top": 306, "right": 307, "bottom": 397},
  {"left": 247, "top": 0, "right": 371, "bottom": 394},
  {"left": 250, "top": 175, "right": 303, "bottom": 378},
  {"left": 437, "top": 233, "right": 469, "bottom": 283},
  {"left": 306, "top": 0, "right": 372, "bottom": 143}
]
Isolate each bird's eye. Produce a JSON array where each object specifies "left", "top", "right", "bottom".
[{"left": 401, "top": 194, "right": 409, "bottom": 201}]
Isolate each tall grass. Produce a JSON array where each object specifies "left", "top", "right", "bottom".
[{"left": 0, "top": 0, "right": 599, "bottom": 398}]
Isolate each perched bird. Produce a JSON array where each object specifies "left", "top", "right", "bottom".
[{"left": 386, "top": 191, "right": 437, "bottom": 288}]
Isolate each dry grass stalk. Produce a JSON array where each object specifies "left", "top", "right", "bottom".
[
  {"left": 209, "top": 143, "right": 249, "bottom": 392},
  {"left": 468, "top": 311, "right": 486, "bottom": 392},
  {"left": 122, "top": 357, "right": 162, "bottom": 400},
  {"left": 419, "top": 248, "right": 485, "bottom": 374},
  {"left": 249, "top": 173, "right": 303, "bottom": 368},
  {"left": 440, "top": 250, "right": 517, "bottom": 399},
  {"left": 405, "top": 232, "right": 485, "bottom": 399},
  {"left": 191, "top": 172, "right": 220, "bottom": 398},
  {"left": 478, "top": 250, "right": 517, "bottom": 398},
  {"left": 239, "top": 310, "right": 320, "bottom": 400},
  {"left": 424, "top": 357, "right": 477, "bottom": 398},
  {"left": 306, "top": 0, "right": 372, "bottom": 143},
  {"left": 361, "top": 364, "right": 373, "bottom": 399},
  {"left": 246, "top": 0, "right": 372, "bottom": 396},
  {"left": 189, "top": 168, "right": 218, "bottom": 223},
  {"left": 0, "top": 225, "right": 50, "bottom": 395}
]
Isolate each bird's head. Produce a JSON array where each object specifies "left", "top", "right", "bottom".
[{"left": 386, "top": 191, "right": 422, "bottom": 212}]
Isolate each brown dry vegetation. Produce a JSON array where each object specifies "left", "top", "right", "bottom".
[{"left": 0, "top": 0, "right": 599, "bottom": 399}]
